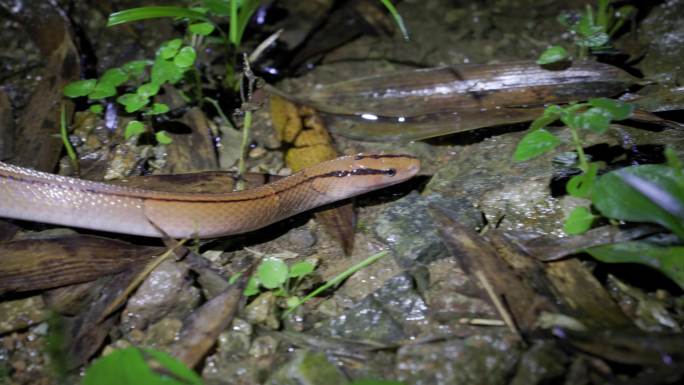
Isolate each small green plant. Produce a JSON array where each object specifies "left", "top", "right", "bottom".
[
  {"left": 240, "top": 257, "right": 317, "bottom": 309},
  {"left": 234, "top": 250, "right": 390, "bottom": 313},
  {"left": 514, "top": 100, "right": 684, "bottom": 289},
  {"left": 514, "top": 97, "right": 634, "bottom": 233},
  {"left": 62, "top": 37, "right": 201, "bottom": 145},
  {"left": 82, "top": 347, "right": 203, "bottom": 385},
  {"left": 537, "top": 0, "right": 636, "bottom": 64}
]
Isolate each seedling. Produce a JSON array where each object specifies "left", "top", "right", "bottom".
[
  {"left": 514, "top": 97, "right": 634, "bottom": 233},
  {"left": 515, "top": 99, "right": 684, "bottom": 289},
  {"left": 537, "top": 0, "right": 636, "bottom": 64},
  {"left": 237, "top": 257, "right": 317, "bottom": 309}
]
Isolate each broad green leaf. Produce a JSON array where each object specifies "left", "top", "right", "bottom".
[
  {"left": 593, "top": 164, "right": 684, "bottom": 239},
  {"left": 587, "top": 242, "right": 684, "bottom": 290},
  {"left": 124, "top": 120, "right": 145, "bottom": 139},
  {"left": 288, "top": 261, "right": 315, "bottom": 279},
  {"left": 155, "top": 130, "right": 174, "bottom": 145},
  {"left": 89, "top": 104, "right": 104, "bottom": 114},
  {"left": 151, "top": 56, "right": 183, "bottom": 85},
  {"left": 136, "top": 82, "right": 160, "bottom": 98},
  {"left": 88, "top": 83, "right": 117, "bottom": 100},
  {"left": 243, "top": 276, "right": 260, "bottom": 296},
  {"left": 513, "top": 128, "right": 561, "bottom": 162},
  {"left": 117, "top": 93, "right": 149, "bottom": 113},
  {"left": 588, "top": 98, "right": 633, "bottom": 120},
  {"left": 63, "top": 79, "right": 96, "bottom": 98},
  {"left": 122, "top": 60, "right": 149, "bottom": 77},
  {"left": 159, "top": 39, "right": 183, "bottom": 59},
  {"left": 82, "top": 347, "right": 202, "bottom": 385},
  {"left": 537, "top": 46, "right": 569, "bottom": 65},
  {"left": 564, "top": 206, "right": 595, "bottom": 235},
  {"left": 562, "top": 107, "right": 612, "bottom": 134},
  {"left": 142, "top": 349, "right": 203, "bottom": 384},
  {"left": 99, "top": 68, "right": 129, "bottom": 87},
  {"left": 174, "top": 46, "right": 197, "bottom": 68},
  {"left": 566, "top": 162, "right": 599, "bottom": 198},
  {"left": 107, "top": 6, "right": 210, "bottom": 27},
  {"left": 148, "top": 103, "right": 169, "bottom": 115},
  {"left": 189, "top": 22, "right": 215, "bottom": 36},
  {"left": 257, "top": 258, "right": 288, "bottom": 289},
  {"left": 576, "top": 32, "right": 609, "bottom": 47},
  {"left": 529, "top": 105, "right": 563, "bottom": 131}
]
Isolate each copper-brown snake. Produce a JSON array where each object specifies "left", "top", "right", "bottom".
[{"left": 0, "top": 154, "right": 420, "bottom": 238}]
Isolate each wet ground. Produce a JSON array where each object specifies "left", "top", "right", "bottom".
[{"left": 1, "top": 0, "right": 684, "bottom": 384}]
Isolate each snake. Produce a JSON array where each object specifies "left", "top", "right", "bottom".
[{"left": 0, "top": 154, "right": 420, "bottom": 238}]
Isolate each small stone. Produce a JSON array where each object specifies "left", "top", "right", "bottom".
[{"left": 249, "top": 146, "right": 267, "bottom": 159}]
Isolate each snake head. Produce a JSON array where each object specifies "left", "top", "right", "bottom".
[{"left": 310, "top": 153, "right": 421, "bottom": 199}]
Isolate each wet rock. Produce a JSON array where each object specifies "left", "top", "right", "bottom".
[
  {"left": 265, "top": 350, "right": 348, "bottom": 385},
  {"left": 510, "top": 341, "right": 567, "bottom": 385},
  {"left": 425, "top": 257, "right": 496, "bottom": 322},
  {"left": 140, "top": 318, "right": 183, "bottom": 350},
  {"left": 317, "top": 273, "right": 428, "bottom": 344},
  {"left": 121, "top": 260, "right": 200, "bottom": 331},
  {"left": 249, "top": 335, "right": 279, "bottom": 358},
  {"left": 0, "top": 296, "right": 45, "bottom": 334},
  {"left": 374, "top": 192, "right": 481, "bottom": 268},
  {"left": 244, "top": 291, "right": 280, "bottom": 330},
  {"left": 285, "top": 227, "right": 317, "bottom": 250},
  {"left": 635, "top": 0, "right": 684, "bottom": 84},
  {"left": 396, "top": 333, "right": 522, "bottom": 385}
]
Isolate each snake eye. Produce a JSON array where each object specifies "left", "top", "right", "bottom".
[{"left": 387, "top": 168, "right": 396, "bottom": 177}]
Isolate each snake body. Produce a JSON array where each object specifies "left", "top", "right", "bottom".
[{"left": 0, "top": 154, "right": 419, "bottom": 238}]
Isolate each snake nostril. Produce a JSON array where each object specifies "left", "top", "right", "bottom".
[{"left": 387, "top": 168, "right": 396, "bottom": 177}]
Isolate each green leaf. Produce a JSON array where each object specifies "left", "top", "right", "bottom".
[
  {"left": 63, "top": 79, "right": 96, "bottom": 98},
  {"left": 136, "top": 82, "right": 160, "bottom": 98},
  {"left": 117, "top": 93, "right": 149, "bottom": 113},
  {"left": 288, "top": 261, "right": 315, "bottom": 279},
  {"left": 576, "top": 32, "right": 610, "bottom": 47},
  {"left": 587, "top": 98, "right": 634, "bottom": 120},
  {"left": 88, "top": 83, "right": 117, "bottom": 100},
  {"left": 89, "top": 104, "right": 104, "bottom": 114},
  {"left": 243, "top": 276, "right": 260, "bottom": 296},
  {"left": 530, "top": 105, "right": 563, "bottom": 131},
  {"left": 377, "top": 0, "right": 409, "bottom": 41},
  {"left": 124, "top": 120, "right": 145, "bottom": 139},
  {"left": 148, "top": 103, "right": 169, "bottom": 115},
  {"left": 173, "top": 46, "right": 197, "bottom": 68},
  {"left": 593, "top": 164, "right": 684, "bottom": 239},
  {"left": 151, "top": 56, "right": 184, "bottom": 85},
  {"left": 122, "top": 60, "right": 149, "bottom": 77},
  {"left": 189, "top": 22, "right": 215, "bottom": 36},
  {"left": 82, "top": 347, "right": 203, "bottom": 385},
  {"left": 107, "top": 6, "right": 210, "bottom": 27},
  {"left": 536, "top": 46, "right": 569, "bottom": 65},
  {"left": 566, "top": 162, "right": 599, "bottom": 198},
  {"left": 513, "top": 128, "right": 561, "bottom": 162},
  {"left": 564, "top": 206, "right": 595, "bottom": 235},
  {"left": 563, "top": 107, "right": 612, "bottom": 134},
  {"left": 257, "top": 258, "right": 289, "bottom": 289},
  {"left": 99, "top": 68, "right": 129, "bottom": 87},
  {"left": 159, "top": 39, "right": 183, "bottom": 59},
  {"left": 587, "top": 242, "right": 684, "bottom": 290},
  {"left": 155, "top": 130, "right": 174, "bottom": 145}
]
